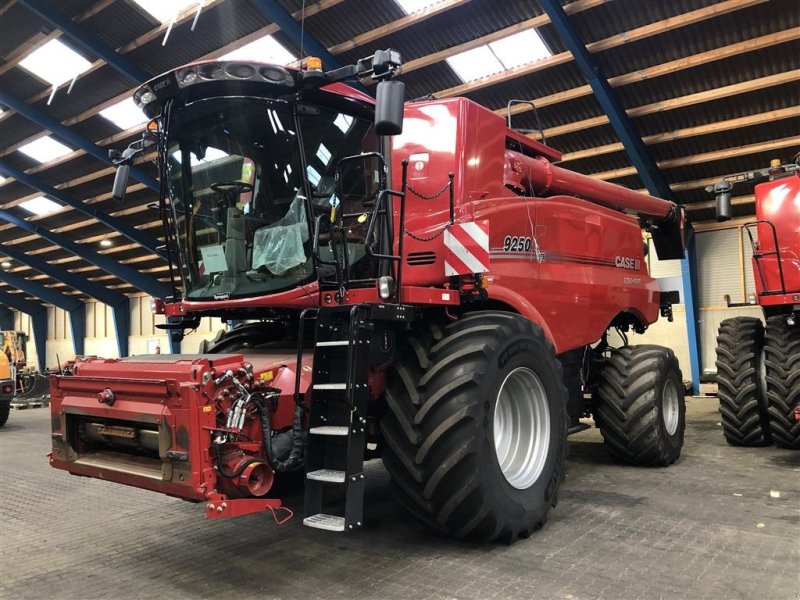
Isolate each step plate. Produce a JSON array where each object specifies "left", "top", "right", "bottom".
[
  {"left": 309, "top": 426, "right": 349, "bottom": 436},
  {"left": 303, "top": 514, "right": 345, "bottom": 532},
  {"left": 306, "top": 469, "right": 346, "bottom": 483},
  {"left": 316, "top": 340, "right": 349, "bottom": 347}
]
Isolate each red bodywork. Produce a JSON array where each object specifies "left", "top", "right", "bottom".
[
  {"left": 51, "top": 75, "right": 682, "bottom": 520},
  {"left": 752, "top": 172, "right": 800, "bottom": 308}
]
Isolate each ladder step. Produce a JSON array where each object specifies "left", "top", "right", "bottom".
[
  {"left": 315, "top": 340, "right": 349, "bottom": 347},
  {"left": 303, "top": 514, "right": 345, "bottom": 532},
  {"left": 306, "top": 469, "right": 346, "bottom": 483},
  {"left": 313, "top": 383, "right": 347, "bottom": 390},
  {"left": 309, "top": 426, "right": 349, "bottom": 436}
]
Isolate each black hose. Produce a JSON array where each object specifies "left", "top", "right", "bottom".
[
  {"left": 250, "top": 392, "right": 304, "bottom": 473},
  {"left": 213, "top": 443, "right": 266, "bottom": 479}
]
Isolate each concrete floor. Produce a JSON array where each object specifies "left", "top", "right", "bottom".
[{"left": 1, "top": 397, "right": 798, "bottom": 600}]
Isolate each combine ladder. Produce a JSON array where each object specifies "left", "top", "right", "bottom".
[{"left": 303, "top": 305, "right": 372, "bottom": 532}]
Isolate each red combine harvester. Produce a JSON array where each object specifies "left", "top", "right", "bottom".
[
  {"left": 49, "top": 51, "right": 688, "bottom": 541},
  {"left": 712, "top": 157, "right": 800, "bottom": 449}
]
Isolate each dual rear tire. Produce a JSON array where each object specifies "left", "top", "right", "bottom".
[{"left": 715, "top": 316, "right": 799, "bottom": 449}]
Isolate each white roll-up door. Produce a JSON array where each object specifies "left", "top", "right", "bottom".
[{"left": 696, "top": 229, "right": 741, "bottom": 307}]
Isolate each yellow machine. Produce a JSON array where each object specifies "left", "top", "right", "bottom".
[{"left": 0, "top": 350, "right": 11, "bottom": 380}]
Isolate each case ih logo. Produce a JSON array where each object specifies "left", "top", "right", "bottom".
[{"left": 615, "top": 255, "right": 641, "bottom": 270}]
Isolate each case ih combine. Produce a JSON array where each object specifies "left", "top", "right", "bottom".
[
  {"left": 49, "top": 51, "right": 688, "bottom": 542},
  {"left": 712, "top": 158, "right": 800, "bottom": 449}
]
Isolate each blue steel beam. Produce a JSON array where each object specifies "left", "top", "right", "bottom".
[
  {"left": 0, "top": 292, "right": 47, "bottom": 371},
  {"left": 18, "top": 0, "right": 150, "bottom": 85},
  {"left": 538, "top": 0, "right": 701, "bottom": 393},
  {"left": 251, "top": 0, "right": 343, "bottom": 69},
  {"left": 0, "top": 210, "right": 171, "bottom": 300},
  {"left": 0, "top": 161, "right": 163, "bottom": 257},
  {"left": 0, "top": 90, "right": 158, "bottom": 191},
  {"left": 0, "top": 306, "right": 13, "bottom": 330},
  {"left": 0, "top": 270, "right": 85, "bottom": 356},
  {"left": 0, "top": 242, "right": 130, "bottom": 357}
]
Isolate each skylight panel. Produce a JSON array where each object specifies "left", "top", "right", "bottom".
[
  {"left": 19, "top": 196, "right": 62, "bottom": 217},
  {"left": 219, "top": 35, "right": 296, "bottom": 65},
  {"left": 307, "top": 165, "right": 321, "bottom": 186},
  {"left": 132, "top": 0, "right": 200, "bottom": 23},
  {"left": 395, "top": 0, "right": 443, "bottom": 13},
  {"left": 0, "top": 175, "right": 5, "bottom": 184},
  {"left": 18, "top": 136, "right": 72, "bottom": 163},
  {"left": 316, "top": 144, "right": 332, "bottom": 165},
  {"left": 488, "top": 29, "right": 551, "bottom": 70},
  {"left": 334, "top": 113, "right": 353, "bottom": 133},
  {"left": 18, "top": 39, "right": 92, "bottom": 86},
  {"left": 446, "top": 46, "right": 504, "bottom": 82},
  {"left": 99, "top": 98, "right": 147, "bottom": 130},
  {"left": 446, "top": 29, "right": 552, "bottom": 83}
]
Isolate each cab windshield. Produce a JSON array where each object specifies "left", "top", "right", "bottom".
[{"left": 164, "top": 96, "right": 378, "bottom": 300}]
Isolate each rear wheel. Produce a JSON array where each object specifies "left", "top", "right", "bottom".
[
  {"left": 715, "top": 317, "right": 771, "bottom": 446},
  {"left": 380, "top": 311, "right": 568, "bottom": 542},
  {"left": 595, "top": 345, "right": 685, "bottom": 466},
  {"left": 763, "top": 316, "right": 800, "bottom": 449},
  {"left": 0, "top": 404, "right": 9, "bottom": 427}
]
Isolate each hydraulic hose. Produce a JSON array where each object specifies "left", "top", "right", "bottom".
[
  {"left": 251, "top": 392, "right": 304, "bottom": 473},
  {"left": 213, "top": 443, "right": 267, "bottom": 479}
]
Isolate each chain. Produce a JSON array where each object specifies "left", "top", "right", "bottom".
[
  {"left": 406, "top": 180, "right": 451, "bottom": 200},
  {"left": 402, "top": 179, "right": 453, "bottom": 240},
  {"left": 404, "top": 223, "right": 450, "bottom": 242}
]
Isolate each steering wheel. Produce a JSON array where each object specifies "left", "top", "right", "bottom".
[{"left": 211, "top": 181, "right": 253, "bottom": 195}]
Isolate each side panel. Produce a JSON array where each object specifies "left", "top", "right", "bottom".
[
  {"left": 528, "top": 196, "right": 658, "bottom": 353},
  {"left": 754, "top": 173, "right": 800, "bottom": 296}
]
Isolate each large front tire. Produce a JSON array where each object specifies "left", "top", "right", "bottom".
[
  {"left": 715, "top": 317, "right": 771, "bottom": 446},
  {"left": 763, "top": 316, "right": 800, "bottom": 449},
  {"left": 380, "top": 311, "right": 568, "bottom": 543},
  {"left": 595, "top": 345, "right": 685, "bottom": 466}
]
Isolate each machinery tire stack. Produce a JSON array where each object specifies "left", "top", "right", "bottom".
[{"left": 716, "top": 316, "right": 799, "bottom": 450}]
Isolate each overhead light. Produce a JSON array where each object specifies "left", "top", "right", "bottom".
[
  {"left": 219, "top": 35, "right": 296, "bottom": 65},
  {"left": 18, "top": 136, "right": 72, "bottom": 163},
  {"left": 0, "top": 261, "right": 10, "bottom": 269},
  {"left": 446, "top": 29, "right": 552, "bottom": 82},
  {"left": 132, "top": 0, "right": 201, "bottom": 23},
  {"left": 99, "top": 98, "right": 147, "bottom": 130},
  {"left": 100, "top": 238, "right": 113, "bottom": 248},
  {"left": 18, "top": 38, "right": 92, "bottom": 86},
  {"left": 18, "top": 195, "right": 62, "bottom": 216},
  {"left": 394, "top": 0, "right": 444, "bottom": 13}
]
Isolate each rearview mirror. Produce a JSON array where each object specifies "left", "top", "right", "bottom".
[
  {"left": 112, "top": 164, "right": 131, "bottom": 202},
  {"left": 715, "top": 191, "right": 732, "bottom": 222},
  {"left": 375, "top": 80, "right": 405, "bottom": 136}
]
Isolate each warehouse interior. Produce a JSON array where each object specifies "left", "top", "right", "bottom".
[{"left": 0, "top": 1, "right": 797, "bottom": 598}]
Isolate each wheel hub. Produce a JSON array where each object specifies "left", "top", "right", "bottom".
[
  {"left": 661, "top": 378, "right": 680, "bottom": 436},
  {"left": 493, "top": 367, "right": 551, "bottom": 490}
]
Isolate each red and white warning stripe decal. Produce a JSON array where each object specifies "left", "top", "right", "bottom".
[{"left": 444, "top": 220, "right": 490, "bottom": 276}]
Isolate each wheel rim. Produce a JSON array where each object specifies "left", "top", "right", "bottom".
[
  {"left": 493, "top": 367, "right": 551, "bottom": 490},
  {"left": 661, "top": 378, "right": 680, "bottom": 436}
]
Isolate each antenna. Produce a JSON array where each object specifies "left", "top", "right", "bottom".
[{"left": 299, "top": 0, "right": 307, "bottom": 61}]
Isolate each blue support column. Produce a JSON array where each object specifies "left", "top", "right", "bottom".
[
  {"left": 680, "top": 230, "right": 702, "bottom": 395},
  {"left": 0, "top": 210, "right": 171, "bottom": 300},
  {"left": 0, "top": 90, "right": 158, "bottom": 191},
  {"left": 18, "top": 0, "right": 150, "bottom": 85},
  {"left": 0, "top": 162, "right": 164, "bottom": 257},
  {"left": 111, "top": 302, "right": 130, "bottom": 358},
  {"left": 539, "top": 0, "right": 701, "bottom": 392},
  {"left": 67, "top": 305, "right": 85, "bottom": 357},
  {"left": 0, "top": 306, "right": 13, "bottom": 330},
  {"left": 0, "top": 292, "right": 47, "bottom": 371}
]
